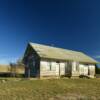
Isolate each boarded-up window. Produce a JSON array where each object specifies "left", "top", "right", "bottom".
[
  {"left": 41, "top": 61, "right": 56, "bottom": 71},
  {"left": 41, "top": 61, "right": 48, "bottom": 71},
  {"left": 47, "top": 62, "right": 56, "bottom": 71}
]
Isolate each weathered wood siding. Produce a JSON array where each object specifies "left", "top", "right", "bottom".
[
  {"left": 71, "top": 62, "right": 95, "bottom": 77},
  {"left": 40, "top": 60, "right": 67, "bottom": 77},
  {"left": 40, "top": 61, "right": 59, "bottom": 76},
  {"left": 40, "top": 60, "right": 95, "bottom": 78},
  {"left": 71, "top": 61, "right": 79, "bottom": 77},
  {"left": 79, "top": 64, "right": 88, "bottom": 75},
  {"left": 78, "top": 63, "right": 95, "bottom": 78},
  {"left": 88, "top": 65, "right": 95, "bottom": 78}
]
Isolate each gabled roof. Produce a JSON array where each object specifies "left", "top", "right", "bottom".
[{"left": 29, "top": 42, "right": 97, "bottom": 64}]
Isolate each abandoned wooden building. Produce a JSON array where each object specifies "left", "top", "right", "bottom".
[{"left": 23, "top": 42, "right": 97, "bottom": 78}]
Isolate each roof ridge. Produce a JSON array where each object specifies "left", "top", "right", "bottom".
[{"left": 29, "top": 42, "right": 82, "bottom": 54}]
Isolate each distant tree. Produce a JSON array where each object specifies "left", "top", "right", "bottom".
[
  {"left": 96, "top": 65, "right": 100, "bottom": 74},
  {"left": 15, "top": 58, "right": 25, "bottom": 77},
  {"left": 9, "top": 57, "right": 25, "bottom": 77},
  {"left": 17, "top": 57, "right": 24, "bottom": 66},
  {"left": 9, "top": 62, "right": 16, "bottom": 77}
]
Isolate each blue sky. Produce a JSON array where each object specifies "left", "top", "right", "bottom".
[{"left": 0, "top": 0, "right": 100, "bottom": 64}]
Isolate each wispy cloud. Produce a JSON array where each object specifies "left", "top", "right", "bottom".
[{"left": 94, "top": 55, "right": 100, "bottom": 59}]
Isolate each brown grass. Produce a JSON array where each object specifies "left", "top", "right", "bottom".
[
  {"left": 0, "top": 78, "right": 99, "bottom": 100},
  {"left": 0, "top": 65, "right": 24, "bottom": 74}
]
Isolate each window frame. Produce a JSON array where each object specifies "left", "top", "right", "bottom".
[{"left": 47, "top": 61, "right": 56, "bottom": 71}]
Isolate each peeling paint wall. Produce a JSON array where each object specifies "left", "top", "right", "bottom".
[
  {"left": 40, "top": 61, "right": 59, "bottom": 76},
  {"left": 40, "top": 60, "right": 96, "bottom": 78},
  {"left": 71, "top": 62, "right": 95, "bottom": 77},
  {"left": 78, "top": 63, "right": 95, "bottom": 77},
  {"left": 40, "top": 60, "right": 67, "bottom": 77}
]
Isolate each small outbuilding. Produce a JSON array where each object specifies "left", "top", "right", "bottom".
[{"left": 23, "top": 42, "right": 97, "bottom": 78}]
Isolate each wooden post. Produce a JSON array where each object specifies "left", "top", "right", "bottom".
[{"left": 59, "top": 63, "right": 60, "bottom": 77}]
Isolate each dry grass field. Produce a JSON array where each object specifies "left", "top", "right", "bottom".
[
  {"left": 0, "top": 65, "right": 24, "bottom": 74},
  {"left": 0, "top": 78, "right": 99, "bottom": 100}
]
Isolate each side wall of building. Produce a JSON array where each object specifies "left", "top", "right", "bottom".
[
  {"left": 40, "top": 60, "right": 96, "bottom": 78},
  {"left": 71, "top": 62, "right": 96, "bottom": 78},
  {"left": 40, "top": 59, "right": 72, "bottom": 77},
  {"left": 40, "top": 60, "right": 59, "bottom": 77}
]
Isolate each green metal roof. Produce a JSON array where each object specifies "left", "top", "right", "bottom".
[{"left": 29, "top": 42, "right": 97, "bottom": 64}]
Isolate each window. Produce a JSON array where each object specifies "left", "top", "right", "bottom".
[
  {"left": 46, "top": 62, "right": 52, "bottom": 71},
  {"left": 46, "top": 61, "right": 56, "bottom": 71},
  {"left": 41, "top": 61, "right": 53, "bottom": 71},
  {"left": 56, "top": 61, "right": 60, "bottom": 63}
]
